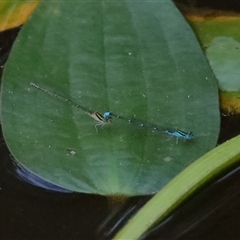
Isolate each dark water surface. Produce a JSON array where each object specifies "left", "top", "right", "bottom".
[{"left": 1, "top": 2, "right": 240, "bottom": 239}]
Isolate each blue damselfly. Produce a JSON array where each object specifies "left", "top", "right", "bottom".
[
  {"left": 164, "top": 129, "right": 194, "bottom": 144},
  {"left": 104, "top": 111, "right": 194, "bottom": 143}
]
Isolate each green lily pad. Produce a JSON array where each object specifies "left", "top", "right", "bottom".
[{"left": 0, "top": 1, "right": 219, "bottom": 196}]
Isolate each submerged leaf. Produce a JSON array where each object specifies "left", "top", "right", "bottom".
[
  {"left": 1, "top": 1, "right": 219, "bottom": 196},
  {"left": 185, "top": 13, "right": 240, "bottom": 114},
  {"left": 206, "top": 37, "right": 240, "bottom": 92}
]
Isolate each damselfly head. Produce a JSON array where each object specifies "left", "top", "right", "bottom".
[{"left": 103, "top": 111, "right": 111, "bottom": 119}]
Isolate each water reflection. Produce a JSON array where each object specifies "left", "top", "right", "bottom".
[{"left": 9, "top": 157, "right": 73, "bottom": 193}]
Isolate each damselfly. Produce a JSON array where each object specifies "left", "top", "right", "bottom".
[
  {"left": 30, "top": 83, "right": 111, "bottom": 132},
  {"left": 104, "top": 111, "right": 194, "bottom": 143},
  {"left": 164, "top": 129, "right": 194, "bottom": 144}
]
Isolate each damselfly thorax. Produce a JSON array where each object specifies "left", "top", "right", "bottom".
[
  {"left": 89, "top": 112, "right": 112, "bottom": 132},
  {"left": 164, "top": 129, "right": 194, "bottom": 144}
]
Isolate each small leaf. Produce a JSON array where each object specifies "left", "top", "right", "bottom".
[{"left": 0, "top": 0, "right": 39, "bottom": 31}]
